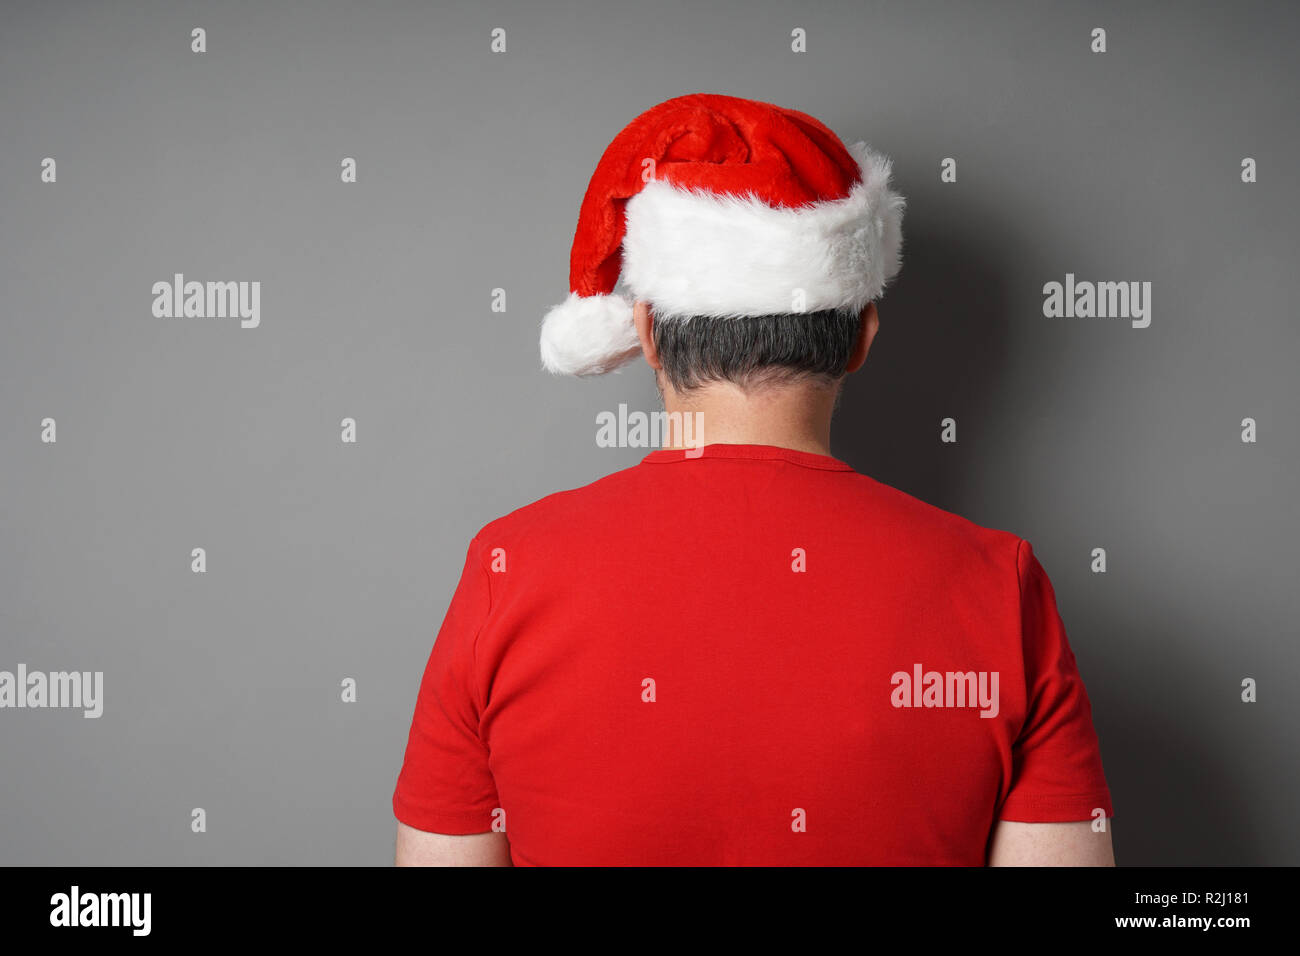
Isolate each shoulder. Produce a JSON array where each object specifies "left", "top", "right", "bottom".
[
  {"left": 467, "top": 461, "right": 1025, "bottom": 580},
  {"left": 463, "top": 461, "right": 649, "bottom": 555},
  {"left": 847, "top": 471, "right": 1026, "bottom": 580}
]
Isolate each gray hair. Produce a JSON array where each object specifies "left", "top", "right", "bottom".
[{"left": 650, "top": 308, "right": 864, "bottom": 392}]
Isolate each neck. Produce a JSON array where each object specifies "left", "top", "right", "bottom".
[{"left": 659, "top": 377, "right": 838, "bottom": 457}]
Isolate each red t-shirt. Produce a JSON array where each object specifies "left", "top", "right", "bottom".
[{"left": 392, "top": 443, "right": 1113, "bottom": 865}]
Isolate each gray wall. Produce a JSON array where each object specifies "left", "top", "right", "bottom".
[{"left": 1, "top": 0, "right": 1296, "bottom": 865}]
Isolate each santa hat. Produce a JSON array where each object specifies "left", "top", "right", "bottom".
[{"left": 539, "top": 93, "right": 906, "bottom": 376}]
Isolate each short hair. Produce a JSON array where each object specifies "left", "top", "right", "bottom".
[{"left": 650, "top": 308, "right": 864, "bottom": 392}]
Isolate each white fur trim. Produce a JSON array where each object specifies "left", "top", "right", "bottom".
[
  {"left": 539, "top": 291, "right": 640, "bottom": 375},
  {"left": 621, "top": 141, "right": 905, "bottom": 319}
]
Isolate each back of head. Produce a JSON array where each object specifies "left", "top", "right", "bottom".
[{"left": 651, "top": 308, "right": 864, "bottom": 394}]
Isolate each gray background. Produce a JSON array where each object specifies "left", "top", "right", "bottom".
[{"left": 1, "top": 0, "right": 1296, "bottom": 865}]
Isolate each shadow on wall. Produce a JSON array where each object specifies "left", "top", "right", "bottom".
[
  {"left": 834, "top": 225, "right": 1007, "bottom": 508},
  {"left": 833, "top": 221, "right": 1265, "bottom": 865},
  {"left": 1080, "top": 599, "right": 1267, "bottom": 866}
]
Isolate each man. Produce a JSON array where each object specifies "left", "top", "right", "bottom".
[{"left": 392, "top": 93, "right": 1115, "bottom": 866}]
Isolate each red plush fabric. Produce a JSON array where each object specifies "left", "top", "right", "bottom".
[{"left": 568, "top": 93, "right": 863, "bottom": 299}]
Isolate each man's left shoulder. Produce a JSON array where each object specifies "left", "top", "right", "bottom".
[{"left": 467, "top": 460, "right": 647, "bottom": 553}]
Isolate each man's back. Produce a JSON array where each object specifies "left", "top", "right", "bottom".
[{"left": 392, "top": 443, "right": 1113, "bottom": 865}]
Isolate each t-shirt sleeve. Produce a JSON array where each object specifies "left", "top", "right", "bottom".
[
  {"left": 997, "top": 538, "right": 1115, "bottom": 823},
  {"left": 392, "top": 534, "right": 500, "bottom": 834}
]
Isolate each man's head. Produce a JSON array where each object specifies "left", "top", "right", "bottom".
[{"left": 538, "top": 94, "right": 904, "bottom": 384}]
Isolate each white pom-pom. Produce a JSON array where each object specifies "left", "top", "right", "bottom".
[{"left": 539, "top": 292, "right": 641, "bottom": 376}]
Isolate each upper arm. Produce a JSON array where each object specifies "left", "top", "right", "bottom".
[
  {"left": 996, "top": 539, "right": 1114, "bottom": 823},
  {"left": 988, "top": 541, "right": 1116, "bottom": 866},
  {"left": 392, "top": 535, "right": 503, "bottom": 836},
  {"left": 988, "top": 819, "right": 1114, "bottom": 866},
  {"left": 391, "top": 536, "right": 510, "bottom": 866},
  {"left": 395, "top": 822, "right": 512, "bottom": 867}
]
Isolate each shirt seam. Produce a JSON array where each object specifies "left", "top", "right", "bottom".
[
  {"left": 1000, "top": 790, "right": 1113, "bottom": 807},
  {"left": 468, "top": 534, "right": 494, "bottom": 722},
  {"left": 1015, "top": 536, "right": 1027, "bottom": 610},
  {"left": 393, "top": 795, "right": 497, "bottom": 832},
  {"left": 641, "top": 454, "right": 854, "bottom": 473}
]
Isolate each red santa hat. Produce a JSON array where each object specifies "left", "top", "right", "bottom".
[{"left": 540, "top": 93, "right": 906, "bottom": 376}]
